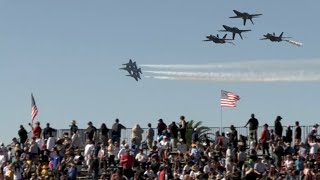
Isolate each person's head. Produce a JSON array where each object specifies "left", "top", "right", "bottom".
[
  {"left": 115, "top": 118, "right": 119, "bottom": 123},
  {"left": 46, "top": 123, "right": 50, "bottom": 127},
  {"left": 230, "top": 125, "right": 235, "bottom": 130},
  {"left": 148, "top": 123, "right": 151, "bottom": 127},
  {"left": 88, "top": 121, "right": 92, "bottom": 126},
  {"left": 264, "top": 124, "right": 269, "bottom": 129},
  {"left": 71, "top": 120, "right": 76, "bottom": 125},
  {"left": 20, "top": 125, "right": 24, "bottom": 129},
  {"left": 158, "top": 119, "right": 163, "bottom": 123},
  {"left": 100, "top": 123, "right": 106, "bottom": 129},
  {"left": 276, "top": 116, "right": 282, "bottom": 121},
  {"left": 251, "top": 113, "right": 255, "bottom": 118},
  {"left": 36, "top": 121, "right": 40, "bottom": 126},
  {"left": 295, "top": 121, "right": 299, "bottom": 126},
  {"left": 180, "top": 116, "right": 185, "bottom": 120}
]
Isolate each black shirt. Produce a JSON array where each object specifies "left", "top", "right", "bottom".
[{"left": 86, "top": 126, "right": 97, "bottom": 140}]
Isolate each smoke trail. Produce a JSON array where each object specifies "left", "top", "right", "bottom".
[
  {"left": 141, "top": 59, "right": 319, "bottom": 70},
  {"left": 144, "top": 71, "right": 320, "bottom": 82},
  {"left": 286, "top": 40, "right": 303, "bottom": 47}
]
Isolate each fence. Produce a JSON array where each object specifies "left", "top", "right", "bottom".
[{"left": 54, "top": 125, "right": 314, "bottom": 148}]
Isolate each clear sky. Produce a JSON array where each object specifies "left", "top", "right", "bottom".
[{"left": 0, "top": 1, "right": 320, "bottom": 144}]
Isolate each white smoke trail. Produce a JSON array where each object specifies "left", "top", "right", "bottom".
[
  {"left": 286, "top": 40, "right": 303, "bottom": 47},
  {"left": 141, "top": 59, "right": 319, "bottom": 70},
  {"left": 144, "top": 71, "right": 320, "bottom": 82}
]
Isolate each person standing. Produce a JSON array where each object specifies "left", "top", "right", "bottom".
[
  {"left": 169, "top": 121, "right": 179, "bottom": 149},
  {"left": 285, "top": 126, "right": 293, "bottom": 145},
  {"left": 69, "top": 120, "right": 78, "bottom": 136},
  {"left": 132, "top": 124, "right": 144, "bottom": 147},
  {"left": 42, "top": 123, "right": 57, "bottom": 140},
  {"left": 274, "top": 116, "right": 283, "bottom": 138},
  {"left": 86, "top": 121, "right": 97, "bottom": 143},
  {"left": 146, "top": 123, "right": 155, "bottom": 151},
  {"left": 294, "top": 121, "right": 302, "bottom": 145},
  {"left": 157, "top": 119, "right": 167, "bottom": 137},
  {"left": 120, "top": 149, "right": 134, "bottom": 179},
  {"left": 229, "top": 125, "right": 238, "bottom": 149},
  {"left": 111, "top": 119, "right": 126, "bottom": 145},
  {"left": 179, "top": 116, "right": 187, "bottom": 144},
  {"left": 245, "top": 114, "right": 259, "bottom": 144},
  {"left": 18, "top": 125, "right": 28, "bottom": 148},
  {"left": 259, "top": 124, "right": 270, "bottom": 156},
  {"left": 99, "top": 123, "right": 109, "bottom": 146}
]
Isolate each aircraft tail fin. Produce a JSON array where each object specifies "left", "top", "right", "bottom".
[
  {"left": 280, "top": 32, "right": 284, "bottom": 38},
  {"left": 223, "top": 34, "right": 227, "bottom": 39}
]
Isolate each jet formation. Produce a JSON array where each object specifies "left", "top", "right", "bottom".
[
  {"left": 204, "top": 9, "right": 301, "bottom": 46},
  {"left": 229, "top": 10, "right": 262, "bottom": 26},
  {"left": 120, "top": 59, "right": 142, "bottom": 81}
]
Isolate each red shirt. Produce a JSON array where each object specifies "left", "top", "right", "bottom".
[
  {"left": 159, "top": 170, "right": 166, "bottom": 180},
  {"left": 33, "top": 125, "right": 42, "bottom": 138},
  {"left": 121, "top": 153, "right": 134, "bottom": 169}
]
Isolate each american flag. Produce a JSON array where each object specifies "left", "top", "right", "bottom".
[
  {"left": 31, "top": 93, "right": 38, "bottom": 124},
  {"left": 220, "top": 90, "right": 240, "bottom": 108}
]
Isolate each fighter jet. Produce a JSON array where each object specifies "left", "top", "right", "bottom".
[
  {"left": 260, "top": 32, "right": 291, "bottom": 42},
  {"left": 122, "top": 59, "right": 137, "bottom": 69},
  {"left": 120, "top": 59, "right": 143, "bottom": 81},
  {"left": 229, "top": 10, "right": 262, "bottom": 26},
  {"left": 203, "top": 34, "right": 234, "bottom": 44},
  {"left": 219, "top": 25, "right": 251, "bottom": 40},
  {"left": 126, "top": 73, "right": 140, "bottom": 81}
]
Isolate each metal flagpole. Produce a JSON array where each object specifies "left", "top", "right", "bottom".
[{"left": 220, "top": 106, "right": 223, "bottom": 132}]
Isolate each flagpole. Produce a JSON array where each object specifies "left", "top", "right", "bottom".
[{"left": 220, "top": 106, "right": 223, "bottom": 132}]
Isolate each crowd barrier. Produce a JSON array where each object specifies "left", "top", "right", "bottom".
[{"left": 53, "top": 125, "right": 314, "bottom": 148}]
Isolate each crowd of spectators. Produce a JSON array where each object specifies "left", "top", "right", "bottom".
[{"left": 0, "top": 114, "right": 319, "bottom": 180}]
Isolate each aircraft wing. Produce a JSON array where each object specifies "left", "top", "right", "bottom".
[
  {"left": 260, "top": 38, "right": 269, "bottom": 40},
  {"left": 202, "top": 39, "right": 212, "bottom": 41},
  {"left": 229, "top": 16, "right": 240, "bottom": 18},
  {"left": 251, "top": 13, "right": 262, "bottom": 17},
  {"left": 240, "top": 30, "right": 251, "bottom": 32},
  {"left": 218, "top": 30, "right": 228, "bottom": 32}
]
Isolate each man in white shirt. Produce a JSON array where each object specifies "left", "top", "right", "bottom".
[
  {"left": 135, "top": 148, "right": 148, "bottom": 165},
  {"left": 117, "top": 144, "right": 129, "bottom": 160},
  {"left": 84, "top": 140, "right": 95, "bottom": 166}
]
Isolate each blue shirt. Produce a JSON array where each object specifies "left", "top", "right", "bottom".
[{"left": 51, "top": 154, "right": 62, "bottom": 170}]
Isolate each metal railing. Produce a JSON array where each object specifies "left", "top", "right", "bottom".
[{"left": 53, "top": 125, "right": 314, "bottom": 148}]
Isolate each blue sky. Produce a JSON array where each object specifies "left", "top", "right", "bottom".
[{"left": 0, "top": 1, "right": 319, "bottom": 144}]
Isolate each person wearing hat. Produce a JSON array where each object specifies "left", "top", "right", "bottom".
[
  {"left": 274, "top": 115, "right": 283, "bottom": 138},
  {"left": 259, "top": 124, "right": 271, "bottom": 156}
]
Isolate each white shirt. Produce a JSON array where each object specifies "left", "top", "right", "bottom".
[
  {"left": 0, "top": 154, "right": 6, "bottom": 167},
  {"left": 203, "top": 164, "right": 211, "bottom": 174},
  {"left": 84, "top": 144, "right": 94, "bottom": 157},
  {"left": 144, "top": 170, "right": 156, "bottom": 179},
  {"left": 135, "top": 153, "right": 148, "bottom": 163},
  {"left": 47, "top": 137, "right": 56, "bottom": 151},
  {"left": 309, "top": 142, "right": 318, "bottom": 154},
  {"left": 117, "top": 148, "right": 126, "bottom": 160}
]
